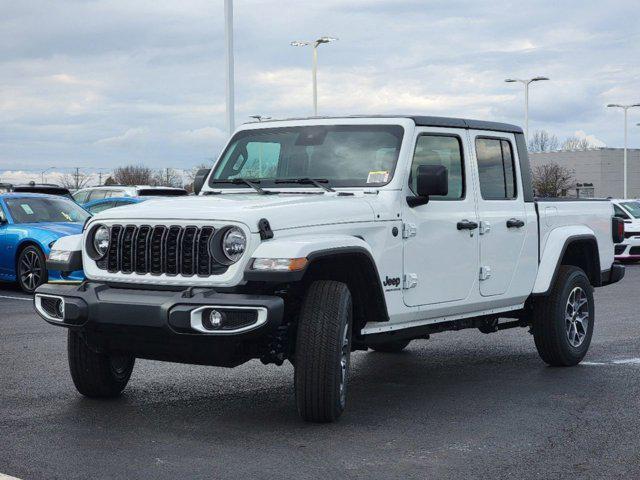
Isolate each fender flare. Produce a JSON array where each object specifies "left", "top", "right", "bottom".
[
  {"left": 532, "top": 228, "right": 600, "bottom": 295},
  {"left": 244, "top": 234, "right": 389, "bottom": 321}
]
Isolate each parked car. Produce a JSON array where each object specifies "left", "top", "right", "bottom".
[
  {"left": 12, "top": 183, "right": 74, "bottom": 201},
  {"left": 35, "top": 115, "right": 624, "bottom": 422},
  {"left": 611, "top": 198, "right": 640, "bottom": 261},
  {"left": 0, "top": 183, "right": 13, "bottom": 193},
  {"left": 0, "top": 193, "right": 88, "bottom": 293},
  {"left": 73, "top": 185, "right": 188, "bottom": 205},
  {"left": 83, "top": 196, "right": 151, "bottom": 215}
]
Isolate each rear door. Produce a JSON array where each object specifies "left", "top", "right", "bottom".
[
  {"left": 469, "top": 133, "right": 527, "bottom": 296},
  {"left": 402, "top": 128, "right": 479, "bottom": 307}
]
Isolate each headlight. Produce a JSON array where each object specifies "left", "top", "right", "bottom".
[
  {"left": 221, "top": 227, "right": 246, "bottom": 263},
  {"left": 92, "top": 225, "right": 110, "bottom": 259},
  {"left": 49, "top": 250, "right": 72, "bottom": 263}
]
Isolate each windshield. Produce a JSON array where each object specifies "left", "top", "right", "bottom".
[
  {"left": 5, "top": 197, "right": 90, "bottom": 224},
  {"left": 209, "top": 125, "right": 404, "bottom": 189},
  {"left": 621, "top": 201, "right": 640, "bottom": 219}
]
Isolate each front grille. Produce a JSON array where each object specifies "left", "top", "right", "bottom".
[
  {"left": 629, "top": 246, "right": 640, "bottom": 255},
  {"left": 99, "top": 225, "right": 227, "bottom": 277}
]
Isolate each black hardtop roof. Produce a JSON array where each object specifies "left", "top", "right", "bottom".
[{"left": 250, "top": 115, "right": 523, "bottom": 134}]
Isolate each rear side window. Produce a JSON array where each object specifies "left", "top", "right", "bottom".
[
  {"left": 409, "top": 134, "right": 464, "bottom": 199},
  {"left": 88, "top": 190, "right": 107, "bottom": 201},
  {"left": 73, "top": 190, "right": 89, "bottom": 203},
  {"left": 614, "top": 205, "right": 630, "bottom": 220},
  {"left": 476, "top": 138, "right": 517, "bottom": 200}
]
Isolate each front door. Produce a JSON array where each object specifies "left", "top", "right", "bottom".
[
  {"left": 469, "top": 132, "right": 527, "bottom": 297},
  {"left": 403, "top": 129, "right": 479, "bottom": 307}
]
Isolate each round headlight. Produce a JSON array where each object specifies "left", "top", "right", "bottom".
[
  {"left": 221, "top": 227, "right": 246, "bottom": 262},
  {"left": 93, "top": 225, "right": 110, "bottom": 259}
]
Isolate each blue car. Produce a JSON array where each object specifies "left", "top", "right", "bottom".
[
  {"left": 0, "top": 193, "right": 90, "bottom": 293},
  {"left": 82, "top": 196, "right": 149, "bottom": 214}
]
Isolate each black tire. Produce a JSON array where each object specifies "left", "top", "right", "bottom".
[
  {"left": 294, "top": 280, "right": 353, "bottom": 423},
  {"left": 370, "top": 339, "right": 411, "bottom": 353},
  {"left": 532, "top": 266, "right": 594, "bottom": 366},
  {"left": 17, "top": 245, "right": 48, "bottom": 294},
  {"left": 67, "top": 330, "right": 135, "bottom": 397}
]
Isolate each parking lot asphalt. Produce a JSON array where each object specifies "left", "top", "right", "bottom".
[{"left": 1, "top": 269, "right": 640, "bottom": 480}]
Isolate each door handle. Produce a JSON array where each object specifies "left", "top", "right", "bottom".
[
  {"left": 506, "top": 218, "right": 525, "bottom": 228},
  {"left": 457, "top": 220, "right": 479, "bottom": 230}
]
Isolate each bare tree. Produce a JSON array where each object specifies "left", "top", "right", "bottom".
[
  {"left": 561, "top": 136, "right": 596, "bottom": 151},
  {"left": 112, "top": 165, "right": 153, "bottom": 185},
  {"left": 528, "top": 130, "right": 559, "bottom": 153},
  {"left": 59, "top": 172, "right": 92, "bottom": 190},
  {"left": 153, "top": 168, "right": 183, "bottom": 187},
  {"left": 532, "top": 162, "right": 574, "bottom": 197}
]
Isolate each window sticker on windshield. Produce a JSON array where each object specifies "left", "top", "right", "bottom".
[
  {"left": 367, "top": 170, "right": 389, "bottom": 184},
  {"left": 20, "top": 204, "right": 34, "bottom": 215}
]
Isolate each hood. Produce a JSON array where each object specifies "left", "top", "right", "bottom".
[
  {"left": 18, "top": 222, "right": 84, "bottom": 237},
  {"left": 625, "top": 219, "right": 640, "bottom": 232},
  {"left": 92, "top": 193, "right": 376, "bottom": 231}
]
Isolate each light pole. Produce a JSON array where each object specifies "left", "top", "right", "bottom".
[
  {"left": 607, "top": 103, "right": 640, "bottom": 198},
  {"left": 505, "top": 76, "right": 549, "bottom": 142},
  {"left": 41, "top": 167, "right": 54, "bottom": 184},
  {"left": 291, "top": 37, "right": 338, "bottom": 116},
  {"left": 224, "top": 0, "right": 235, "bottom": 135}
]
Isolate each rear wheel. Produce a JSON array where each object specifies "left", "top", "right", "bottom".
[
  {"left": 532, "top": 266, "right": 594, "bottom": 366},
  {"left": 294, "top": 280, "right": 353, "bottom": 423},
  {"left": 17, "top": 245, "right": 47, "bottom": 294},
  {"left": 67, "top": 331, "right": 135, "bottom": 397},
  {"left": 370, "top": 339, "right": 411, "bottom": 353}
]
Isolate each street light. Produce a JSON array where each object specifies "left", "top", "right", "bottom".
[
  {"left": 290, "top": 36, "right": 338, "bottom": 116},
  {"left": 41, "top": 167, "right": 54, "bottom": 184},
  {"left": 504, "top": 76, "right": 550, "bottom": 142},
  {"left": 607, "top": 103, "right": 640, "bottom": 198},
  {"left": 224, "top": 0, "right": 235, "bottom": 135}
]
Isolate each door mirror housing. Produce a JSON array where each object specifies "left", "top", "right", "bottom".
[
  {"left": 193, "top": 168, "right": 211, "bottom": 195},
  {"left": 407, "top": 165, "right": 448, "bottom": 207}
]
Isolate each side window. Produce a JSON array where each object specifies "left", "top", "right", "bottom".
[
  {"left": 88, "top": 190, "right": 107, "bottom": 201},
  {"left": 0, "top": 205, "right": 6, "bottom": 223},
  {"left": 476, "top": 138, "right": 517, "bottom": 200},
  {"left": 614, "top": 205, "right": 630, "bottom": 220},
  {"left": 409, "top": 135, "right": 464, "bottom": 200},
  {"left": 73, "top": 190, "right": 89, "bottom": 203}
]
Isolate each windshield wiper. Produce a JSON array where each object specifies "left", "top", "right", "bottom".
[
  {"left": 275, "top": 178, "right": 335, "bottom": 192},
  {"left": 209, "top": 178, "right": 277, "bottom": 195}
]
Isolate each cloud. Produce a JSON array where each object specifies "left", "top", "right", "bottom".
[
  {"left": 94, "top": 127, "right": 151, "bottom": 147},
  {"left": 0, "top": 0, "right": 639, "bottom": 173}
]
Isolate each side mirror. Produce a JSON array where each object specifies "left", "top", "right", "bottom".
[
  {"left": 193, "top": 168, "right": 211, "bottom": 195},
  {"left": 407, "top": 165, "right": 448, "bottom": 207}
]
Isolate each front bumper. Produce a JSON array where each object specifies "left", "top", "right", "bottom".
[
  {"left": 33, "top": 282, "right": 284, "bottom": 367},
  {"left": 615, "top": 235, "right": 640, "bottom": 260}
]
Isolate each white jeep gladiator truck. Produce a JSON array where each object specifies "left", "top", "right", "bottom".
[{"left": 35, "top": 115, "right": 625, "bottom": 423}]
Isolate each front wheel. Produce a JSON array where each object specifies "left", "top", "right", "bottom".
[
  {"left": 17, "top": 245, "right": 47, "bottom": 293},
  {"left": 532, "top": 266, "right": 594, "bottom": 366},
  {"left": 67, "top": 331, "right": 135, "bottom": 397},
  {"left": 294, "top": 280, "right": 353, "bottom": 423}
]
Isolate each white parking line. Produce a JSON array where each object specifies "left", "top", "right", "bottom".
[
  {"left": 0, "top": 295, "right": 30, "bottom": 301},
  {"left": 582, "top": 358, "right": 640, "bottom": 366},
  {"left": 0, "top": 473, "right": 23, "bottom": 480}
]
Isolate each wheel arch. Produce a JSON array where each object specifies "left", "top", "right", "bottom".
[
  {"left": 301, "top": 247, "right": 389, "bottom": 333},
  {"left": 533, "top": 233, "right": 601, "bottom": 295}
]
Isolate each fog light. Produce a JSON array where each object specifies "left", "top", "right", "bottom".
[{"left": 201, "top": 309, "right": 223, "bottom": 330}]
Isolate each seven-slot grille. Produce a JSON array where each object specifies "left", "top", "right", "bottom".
[{"left": 96, "top": 225, "right": 228, "bottom": 276}]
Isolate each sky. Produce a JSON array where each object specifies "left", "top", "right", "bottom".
[{"left": 1, "top": 0, "right": 639, "bottom": 180}]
